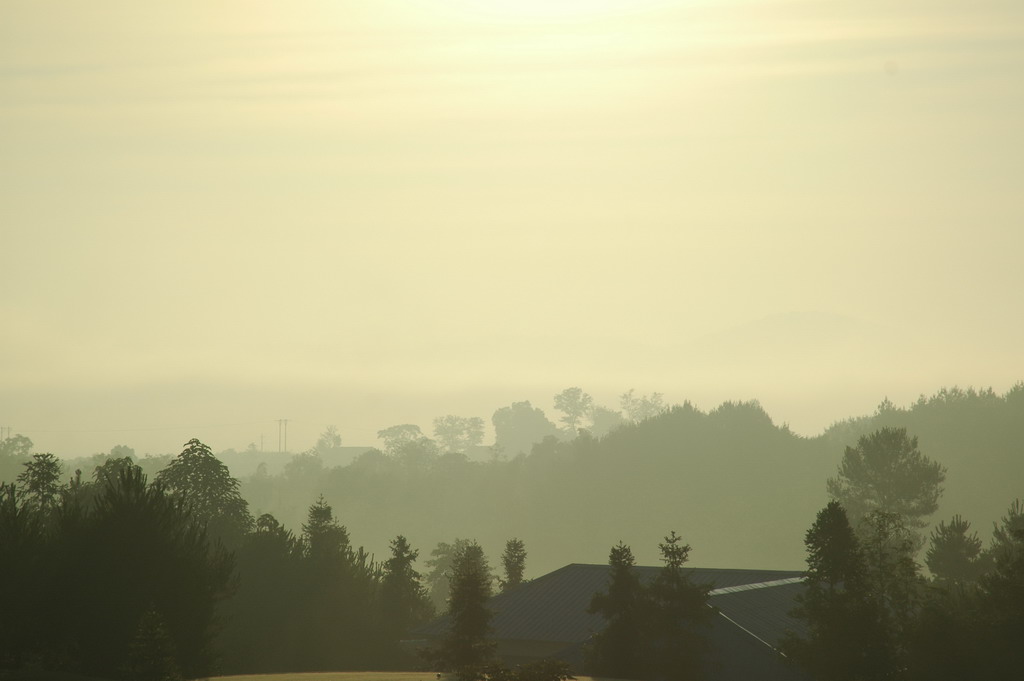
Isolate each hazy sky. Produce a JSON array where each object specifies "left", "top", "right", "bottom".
[{"left": 2, "top": 0, "right": 1022, "bottom": 456}]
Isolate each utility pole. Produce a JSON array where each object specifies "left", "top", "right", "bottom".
[{"left": 277, "top": 419, "right": 289, "bottom": 454}]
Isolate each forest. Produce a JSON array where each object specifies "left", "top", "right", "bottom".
[{"left": 1, "top": 383, "right": 1022, "bottom": 679}]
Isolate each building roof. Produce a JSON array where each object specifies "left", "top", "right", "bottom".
[{"left": 418, "top": 563, "right": 807, "bottom": 649}]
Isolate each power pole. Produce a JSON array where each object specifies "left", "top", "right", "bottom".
[{"left": 277, "top": 419, "right": 289, "bottom": 454}]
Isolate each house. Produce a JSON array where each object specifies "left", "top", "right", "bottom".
[{"left": 413, "top": 563, "right": 810, "bottom": 681}]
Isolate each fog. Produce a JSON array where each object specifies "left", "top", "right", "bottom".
[{"left": 2, "top": 1, "right": 1022, "bottom": 678}]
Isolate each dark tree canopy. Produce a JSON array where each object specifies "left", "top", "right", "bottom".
[
  {"left": 826, "top": 427, "right": 946, "bottom": 529},
  {"left": 433, "top": 541, "right": 496, "bottom": 679},
  {"left": 926, "top": 514, "right": 984, "bottom": 586},
  {"left": 586, "top": 542, "right": 645, "bottom": 679},
  {"left": 156, "top": 439, "right": 252, "bottom": 547},
  {"left": 784, "top": 502, "right": 893, "bottom": 681}
]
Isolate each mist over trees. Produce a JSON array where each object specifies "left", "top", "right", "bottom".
[{"left": 2, "top": 382, "right": 1022, "bottom": 678}]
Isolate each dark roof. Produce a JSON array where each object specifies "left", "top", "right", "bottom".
[{"left": 418, "top": 563, "right": 806, "bottom": 648}]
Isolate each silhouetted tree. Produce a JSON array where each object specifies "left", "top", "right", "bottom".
[
  {"left": 647, "top": 532, "right": 712, "bottom": 680},
  {"left": 157, "top": 438, "right": 253, "bottom": 547},
  {"left": 827, "top": 427, "right": 946, "bottom": 530},
  {"left": 380, "top": 534, "right": 433, "bottom": 643},
  {"left": 784, "top": 501, "right": 893, "bottom": 681},
  {"left": 16, "top": 452, "right": 63, "bottom": 514},
  {"left": 586, "top": 542, "right": 647, "bottom": 679},
  {"left": 500, "top": 537, "right": 527, "bottom": 592},
  {"left": 433, "top": 541, "right": 496, "bottom": 680},
  {"left": 926, "top": 514, "right": 984, "bottom": 586},
  {"left": 553, "top": 387, "right": 593, "bottom": 435},
  {"left": 425, "top": 538, "right": 474, "bottom": 612}
]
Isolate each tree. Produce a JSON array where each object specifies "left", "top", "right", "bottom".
[
  {"left": 553, "top": 387, "right": 593, "bottom": 435},
  {"left": 858, "top": 510, "right": 925, "bottom": 649},
  {"left": 433, "top": 415, "right": 485, "bottom": 454},
  {"left": 926, "top": 514, "right": 984, "bottom": 586},
  {"left": 377, "top": 424, "right": 424, "bottom": 455},
  {"left": 826, "top": 427, "right": 946, "bottom": 530},
  {"left": 620, "top": 389, "right": 666, "bottom": 423},
  {"left": 491, "top": 402, "right": 561, "bottom": 457},
  {"left": 314, "top": 425, "right": 342, "bottom": 455},
  {"left": 500, "top": 538, "right": 527, "bottom": 592},
  {"left": 588, "top": 405, "right": 624, "bottom": 439},
  {"left": 16, "top": 452, "right": 63, "bottom": 513},
  {"left": 586, "top": 542, "right": 646, "bottom": 679},
  {"left": 433, "top": 541, "right": 496, "bottom": 679},
  {"left": 647, "top": 532, "right": 712, "bottom": 681},
  {"left": 784, "top": 501, "right": 893, "bottom": 681},
  {"left": 156, "top": 438, "right": 253, "bottom": 547},
  {"left": 976, "top": 499, "right": 1024, "bottom": 675},
  {"left": 425, "top": 538, "right": 474, "bottom": 613},
  {"left": 380, "top": 535, "right": 433, "bottom": 648}
]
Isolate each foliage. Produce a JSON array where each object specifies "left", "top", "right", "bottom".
[
  {"left": 483, "top": 659, "right": 575, "bottom": 681},
  {"left": 646, "top": 532, "right": 713, "bottom": 680},
  {"left": 784, "top": 502, "right": 894, "bottom": 681},
  {"left": 500, "top": 537, "right": 527, "bottom": 592},
  {"left": 827, "top": 427, "right": 946, "bottom": 530},
  {"left": 377, "top": 424, "right": 425, "bottom": 454},
  {"left": 926, "top": 514, "right": 984, "bottom": 586},
  {"left": 425, "top": 538, "right": 475, "bottom": 612},
  {"left": 553, "top": 387, "right": 593, "bottom": 435},
  {"left": 586, "top": 542, "right": 646, "bottom": 679},
  {"left": 314, "top": 425, "right": 343, "bottom": 454},
  {"left": 620, "top": 389, "right": 665, "bottom": 423},
  {"left": 491, "top": 401, "right": 561, "bottom": 457},
  {"left": 156, "top": 438, "right": 253, "bottom": 547},
  {"left": 380, "top": 534, "right": 433, "bottom": 642},
  {"left": 430, "top": 541, "right": 496, "bottom": 680},
  {"left": 433, "top": 415, "right": 486, "bottom": 454},
  {"left": 587, "top": 405, "right": 624, "bottom": 439},
  {"left": 16, "top": 452, "right": 63, "bottom": 513}
]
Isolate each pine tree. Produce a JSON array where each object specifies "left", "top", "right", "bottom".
[
  {"left": 500, "top": 538, "right": 527, "bottom": 592},
  {"left": 586, "top": 542, "right": 647, "bottom": 679},
  {"left": 926, "top": 514, "right": 983, "bottom": 586},
  {"left": 784, "top": 502, "right": 893, "bottom": 681},
  {"left": 647, "top": 532, "right": 712, "bottom": 681},
  {"left": 434, "top": 541, "right": 495, "bottom": 680}
]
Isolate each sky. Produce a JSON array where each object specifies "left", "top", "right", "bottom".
[{"left": 2, "top": 0, "right": 1022, "bottom": 457}]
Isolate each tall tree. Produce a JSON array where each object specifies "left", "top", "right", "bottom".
[
  {"left": 500, "top": 538, "right": 527, "bottom": 592},
  {"left": 826, "top": 427, "right": 946, "bottom": 530},
  {"left": 434, "top": 541, "right": 495, "bottom": 680},
  {"left": 647, "top": 532, "right": 712, "bottom": 681},
  {"left": 586, "top": 542, "right": 647, "bottom": 679},
  {"left": 16, "top": 452, "right": 63, "bottom": 514},
  {"left": 553, "top": 387, "right": 593, "bottom": 435},
  {"left": 425, "top": 538, "right": 475, "bottom": 614},
  {"left": 156, "top": 439, "right": 253, "bottom": 547},
  {"left": 784, "top": 501, "right": 893, "bottom": 681},
  {"left": 380, "top": 534, "right": 432, "bottom": 642}
]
